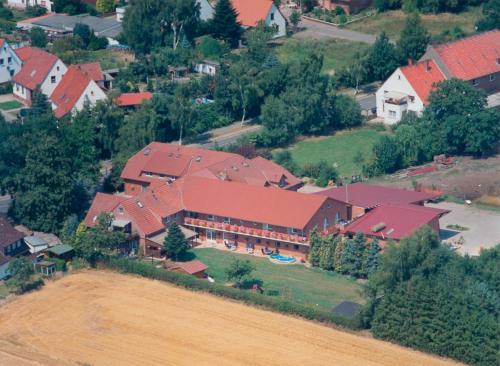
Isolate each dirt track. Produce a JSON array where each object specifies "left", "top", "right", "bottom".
[{"left": 0, "top": 271, "right": 463, "bottom": 366}]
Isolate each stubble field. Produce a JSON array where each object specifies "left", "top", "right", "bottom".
[{"left": 0, "top": 271, "right": 463, "bottom": 366}]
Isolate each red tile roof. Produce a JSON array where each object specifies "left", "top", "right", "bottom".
[
  {"left": 431, "top": 30, "right": 500, "bottom": 80},
  {"left": 50, "top": 65, "right": 92, "bottom": 118},
  {"left": 0, "top": 39, "right": 4, "bottom": 48},
  {"left": 344, "top": 204, "right": 449, "bottom": 241},
  {"left": 83, "top": 193, "right": 129, "bottom": 227},
  {"left": 176, "top": 176, "right": 327, "bottom": 229},
  {"left": 121, "top": 142, "right": 301, "bottom": 190},
  {"left": 231, "top": 0, "right": 274, "bottom": 27},
  {"left": 176, "top": 260, "right": 208, "bottom": 274},
  {"left": 0, "top": 215, "right": 25, "bottom": 248},
  {"left": 114, "top": 92, "right": 153, "bottom": 107},
  {"left": 75, "top": 62, "right": 104, "bottom": 82},
  {"left": 401, "top": 60, "right": 446, "bottom": 104},
  {"left": 317, "top": 183, "right": 441, "bottom": 209},
  {"left": 12, "top": 47, "right": 59, "bottom": 90}
]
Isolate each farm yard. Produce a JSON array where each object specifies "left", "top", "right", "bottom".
[
  {"left": 0, "top": 271, "right": 464, "bottom": 366},
  {"left": 190, "top": 248, "right": 363, "bottom": 311}
]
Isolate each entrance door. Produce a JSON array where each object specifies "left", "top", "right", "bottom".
[{"left": 206, "top": 229, "right": 216, "bottom": 242}]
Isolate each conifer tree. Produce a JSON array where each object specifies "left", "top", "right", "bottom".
[
  {"left": 319, "top": 235, "right": 336, "bottom": 271},
  {"left": 211, "top": 0, "right": 242, "bottom": 48},
  {"left": 333, "top": 238, "right": 346, "bottom": 273},
  {"left": 308, "top": 227, "right": 322, "bottom": 267},
  {"left": 341, "top": 233, "right": 366, "bottom": 277},
  {"left": 163, "top": 222, "right": 189, "bottom": 261},
  {"left": 363, "top": 238, "right": 381, "bottom": 277}
]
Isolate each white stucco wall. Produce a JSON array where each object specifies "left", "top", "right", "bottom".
[
  {"left": 0, "top": 41, "right": 22, "bottom": 84},
  {"left": 73, "top": 80, "right": 107, "bottom": 114},
  {"left": 13, "top": 82, "right": 31, "bottom": 103},
  {"left": 39, "top": 59, "right": 67, "bottom": 97},
  {"left": 376, "top": 68, "right": 425, "bottom": 124},
  {"left": 197, "top": 0, "right": 214, "bottom": 21},
  {"left": 265, "top": 4, "right": 287, "bottom": 38},
  {"left": 7, "top": 0, "right": 54, "bottom": 12}
]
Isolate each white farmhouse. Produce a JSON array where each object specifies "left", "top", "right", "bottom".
[
  {"left": 50, "top": 64, "right": 107, "bottom": 119},
  {"left": 376, "top": 60, "right": 445, "bottom": 124},
  {"left": 12, "top": 46, "right": 67, "bottom": 105},
  {"left": 197, "top": 0, "right": 214, "bottom": 21},
  {"left": 232, "top": 0, "right": 287, "bottom": 38},
  {"left": 7, "top": 0, "right": 54, "bottom": 12},
  {"left": 0, "top": 39, "right": 23, "bottom": 84}
]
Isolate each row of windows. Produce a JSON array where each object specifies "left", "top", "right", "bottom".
[
  {"left": 205, "top": 214, "right": 296, "bottom": 233},
  {"left": 472, "top": 74, "right": 496, "bottom": 86},
  {"left": 4, "top": 240, "right": 22, "bottom": 254},
  {"left": 0, "top": 57, "right": 13, "bottom": 66}
]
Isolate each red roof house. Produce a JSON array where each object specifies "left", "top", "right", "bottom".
[
  {"left": 231, "top": 0, "right": 286, "bottom": 38},
  {"left": 400, "top": 60, "right": 446, "bottom": 104},
  {"left": 114, "top": 92, "right": 153, "bottom": 107},
  {"left": 75, "top": 62, "right": 105, "bottom": 82},
  {"left": 50, "top": 65, "right": 107, "bottom": 118},
  {"left": 343, "top": 204, "right": 449, "bottom": 242}
]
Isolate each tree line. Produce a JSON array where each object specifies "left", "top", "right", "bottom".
[
  {"left": 308, "top": 230, "right": 381, "bottom": 279},
  {"left": 363, "top": 226, "right": 500, "bottom": 366}
]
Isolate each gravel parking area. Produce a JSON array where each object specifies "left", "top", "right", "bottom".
[{"left": 427, "top": 201, "right": 500, "bottom": 255}]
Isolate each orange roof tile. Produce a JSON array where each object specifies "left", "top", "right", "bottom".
[
  {"left": 431, "top": 30, "right": 500, "bottom": 80},
  {"left": 50, "top": 65, "right": 92, "bottom": 118},
  {"left": 75, "top": 62, "right": 104, "bottom": 81},
  {"left": 231, "top": 0, "right": 274, "bottom": 27},
  {"left": 400, "top": 60, "right": 446, "bottom": 104},
  {"left": 12, "top": 47, "right": 58, "bottom": 90},
  {"left": 114, "top": 92, "right": 153, "bottom": 107},
  {"left": 83, "top": 193, "right": 128, "bottom": 227}
]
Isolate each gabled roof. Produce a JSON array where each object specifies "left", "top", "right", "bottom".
[
  {"left": 430, "top": 30, "right": 500, "bottom": 80},
  {"left": 75, "top": 62, "right": 104, "bottom": 82},
  {"left": 12, "top": 47, "right": 59, "bottom": 90},
  {"left": 121, "top": 142, "right": 302, "bottom": 190},
  {"left": 231, "top": 0, "right": 274, "bottom": 27},
  {"left": 344, "top": 204, "right": 449, "bottom": 241},
  {"left": 176, "top": 176, "right": 327, "bottom": 229},
  {"left": 50, "top": 65, "right": 92, "bottom": 118},
  {"left": 176, "top": 260, "right": 208, "bottom": 274},
  {"left": 83, "top": 193, "right": 129, "bottom": 227},
  {"left": 400, "top": 60, "right": 446, "bottom": 104},
  {"left": 317, "top": 183, "right": 441, "bottom": 209},
  {"left": 114, "top": 92, "right": 153, "bottom": 107},
  {"left": 0, "top": 215, "right": 24, "bottom": 248}
]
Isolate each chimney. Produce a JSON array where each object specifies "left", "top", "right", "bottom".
[{"left": 408, "top": 59, "right": 413, "bottom": 65}]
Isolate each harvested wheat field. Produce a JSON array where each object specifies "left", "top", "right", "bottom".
[{"left": 0, "top": 271, "right": 463, "bottom": 366}]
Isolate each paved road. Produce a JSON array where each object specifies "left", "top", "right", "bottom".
[
  {"left": 293, "top": 18, "right": 377, "bottom": 44},
  {"left": 427, "top": 201, "right": 500, "bottom": 256}
]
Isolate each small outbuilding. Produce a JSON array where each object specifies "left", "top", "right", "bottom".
[
  {"left": 47, "top": 244, "right": 74, "bottom": 261},
  {"left": 172, "top": 260, "right": 208, "bottom": 278},
  {"left": 24, "top": 236, "right": 49, "bottom": 254},
  {"left": 35, "top": 261, "right": 56, "bottom": 277}
]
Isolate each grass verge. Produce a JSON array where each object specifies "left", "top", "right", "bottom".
[{"left": 0, "top": 100, "right": 22, "bottom": 110}]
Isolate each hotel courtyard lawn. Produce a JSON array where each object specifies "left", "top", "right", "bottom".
[
  {"left": 189, "top": 248, "right": 364, "bottom": 311},
  {"left": 274, "top": 126, "right": 386, "bottom": 178}
]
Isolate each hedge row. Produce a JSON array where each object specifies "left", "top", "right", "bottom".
[{"left": 99, "top": 257, "right": 362, "bottom": 330}]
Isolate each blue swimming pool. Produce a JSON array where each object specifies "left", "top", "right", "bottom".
[{"left": 270, "top": 254, "right": 297, "bottom": 264}]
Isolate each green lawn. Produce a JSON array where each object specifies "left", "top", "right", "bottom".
[
  {"left": 189, "top": 248, "right": 364, "bottom": 311},
  {"left": 276, "top": 38, "right": 370, "bottom": 75},
  {"left": 59, "top": 49, "right": 132, "bottom": 70},
  {"left": 276, "top": 126, "right": 386, "bottom": 177},
  {"left": 346, "top": 7, "right": 482, "bottom": 38},
  {"left": 0, "top": 100, "right": 22, "bottom": 110}
]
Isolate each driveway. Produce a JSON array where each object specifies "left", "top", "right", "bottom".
[
  {"left": 293, "top": 18, "right": 376, "bottom": 44},
  {"left": 426, "top": 201, "right": 500, "bottom": 256}
]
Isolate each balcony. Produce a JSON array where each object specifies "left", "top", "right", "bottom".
[
  {"left": 383, "top": 91, "right": 408, "bottom": 106},
  {"left": 184, "top": 218, "right": 310, "bottom": 245}
]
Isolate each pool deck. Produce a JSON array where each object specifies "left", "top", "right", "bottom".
[{"left": 194, "top": 240, "right": 304, "bottom": 264}]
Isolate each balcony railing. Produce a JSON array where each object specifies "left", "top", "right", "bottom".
[{"left": 184, "top": 218, "right": 310, "bottom": 245}]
